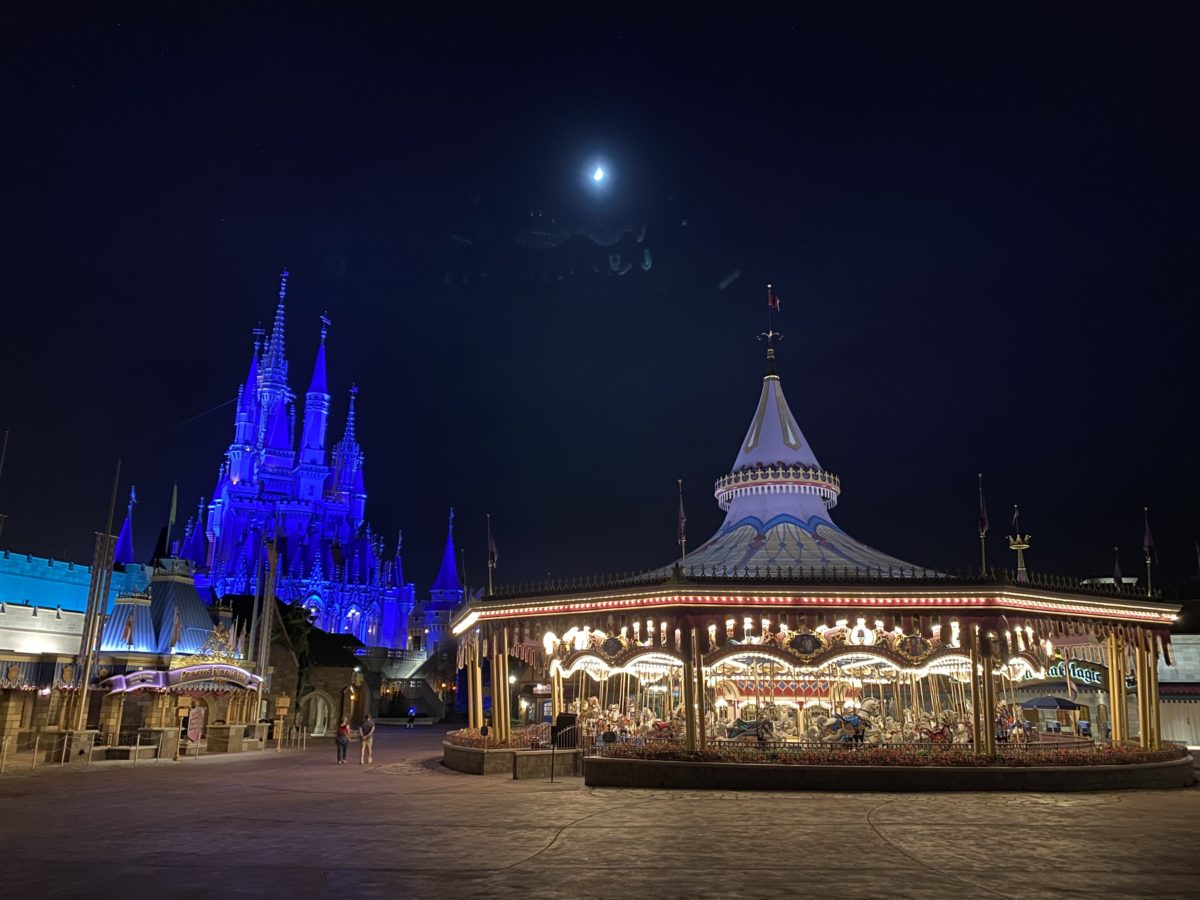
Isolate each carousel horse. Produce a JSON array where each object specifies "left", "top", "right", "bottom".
[
  {"left": 918, "top": 723, "right": 954, "bottom": 744},
  {"left": 823, "top": 712, "right": 873, "bottom": 743},
  {"left": 725, "top": 717, "right": 775, "bottom": 741}
]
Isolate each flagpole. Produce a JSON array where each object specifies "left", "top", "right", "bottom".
[
  {"left": 482, "top": 513, "right": 492, "bottom": 600},
  {"left": 165, "top": 480, "right": 178, "bottom": 558},
  {"left": 74, "top": 455, "right": 123, "bottom": 732},
  {"left": 1144, "top": 506, "right": 1153, "bottom": 596},
  {"left": 977, "top": 473, "right": 987, "bottom": 574},
  {"left": 677, "top": 479, "right": 687, "bottom": 564}
]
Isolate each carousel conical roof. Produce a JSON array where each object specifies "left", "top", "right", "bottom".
[{"left": 676, "top": 346, "right": 917, "bottom": 575}]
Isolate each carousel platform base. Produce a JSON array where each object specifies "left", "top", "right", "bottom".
[{"left": 582, "top": 754, "right": 1196, "bottom": 792}]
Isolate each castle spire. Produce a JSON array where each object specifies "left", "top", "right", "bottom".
[
  {"left": 342, "top": 383, "right": 358, "bottom": 445},
  {"left": 300, "top": 314, "right": 332, "bottom": 462},
  {"left": 430, "top": 508, "right": 461, "bottom": 598},
  {"left": 307, "top": 312, "right": 329, "bottom": 395},
  {"left": 259, "top": 268, "right": 290, "bottom": 402}
]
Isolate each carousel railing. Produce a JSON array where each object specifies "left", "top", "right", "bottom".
[{"left": 593, "top": 735, "right": 1098, "bottom": 757}]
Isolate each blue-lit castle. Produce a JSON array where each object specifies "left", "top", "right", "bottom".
[{"left": 185, "top": 271, "right": 415, "bottom": 648}]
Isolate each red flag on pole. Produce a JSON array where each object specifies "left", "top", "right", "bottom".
[
  {"left": 767, "top": 284, "right": 781, "bottom": 311},
  {"left": 977, "top": 474, "right": 989, "bottom": 537}
]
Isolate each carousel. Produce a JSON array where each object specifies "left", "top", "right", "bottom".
[{"left": 452, "top": 344, "right": 1179, "bottom": 756}]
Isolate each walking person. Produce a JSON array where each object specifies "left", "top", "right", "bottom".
[
  {"left": 335, "top": 718, "right": 350, "bottom": 765},
  {"left": 406, "top": 709, "right": 415, "bottom": 729},
  {"left": 359, "top": 714, "right": 375, "bottom": 764}
]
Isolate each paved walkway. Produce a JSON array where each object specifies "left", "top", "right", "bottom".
[{"left": 1, "top": 725, "right": 1197, "bottom": 898}]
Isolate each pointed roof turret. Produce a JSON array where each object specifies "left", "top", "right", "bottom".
[
  {"left": 180, "top": 496, "right": 208, "bottom": 565},
  {"left": 307, "top": 313, "right": 330, "bottom": 395},
  {"left": 239, "top": 330, "right": 261, "bottom": 413},
  {"left": 430, "top": 508, "right": 462, "bottom": 599},
  {"left": 732, "top": 346, "right": 823, "bottom": 474},
  {"left": 113, "top": 486, "right": 136, "bottom": 565}
]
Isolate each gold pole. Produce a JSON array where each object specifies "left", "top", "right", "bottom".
[
  {"left": 682, "top": 630, "right": 697, "bottom": 751},
  {"left": 1134, "top": 634, "right": 1149, "bottom": 750},
  {"left": 692, "top": 629, "right": 707, "bottom": 750},
  {"left": 969, "top": 631, "right": 982, "bottom": 755},
  {"left": 467, "top": 651, "right": 477, "bottom": 730},
  {"left": 1147, "top": 643, "right": 1156, "bottom": 753}
]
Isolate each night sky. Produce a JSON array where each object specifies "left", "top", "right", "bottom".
[{"left": 2, "top": 6, "right": 1197, "bottom": 596}]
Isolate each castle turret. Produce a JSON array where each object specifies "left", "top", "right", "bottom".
[
  {"left": 300, "top": 316, "right": 331, "bottom": 465},
  {"left": 227, "top": 333, "right": 261, "bottom": 485},
  {"left": 332, "top": 385, "right": 366, "bottom": 522}
]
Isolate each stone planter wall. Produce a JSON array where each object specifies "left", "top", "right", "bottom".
[
  {"left": 583, "top": 754, "right": 1196, "bottom": 792},
  {"left": 512, "top": 749, "right": 582, "bottom": 779},
  {"left": 441, "top": 741, "right": 515, "bottom": 775}
]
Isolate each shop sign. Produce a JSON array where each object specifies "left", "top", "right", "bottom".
[
  {"left": 105, "top": 663, "right": 262, "bottom": 693},
  {"left": 187, "top": 707, "right": 206, "bottom": 742},
  {"left": 1026, "top": 660, "right": 1105, "bottom": 687}
]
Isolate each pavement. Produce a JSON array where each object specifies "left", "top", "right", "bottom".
[{"left": 1, "top": 724, "right": 1199, "bottom": 899}]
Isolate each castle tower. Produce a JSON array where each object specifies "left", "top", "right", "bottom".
[
  {"left": 331, "top": 386, "right": 366, "bottom": 525},
  {"left": 420, "top": 509, "right": 462, "bottom": 652},
  {"left": 300, "top": 316, "right": 330, "bottom": 465},
  {"left": 297, "top": 317, "right": 332, "bottom": 502},
  {"left": 227, "top": 334, "right": 261, "bottom": 486}
]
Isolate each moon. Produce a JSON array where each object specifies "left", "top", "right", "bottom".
[{"left": 592, "top": 167, "right": 606, "bottom": 183}]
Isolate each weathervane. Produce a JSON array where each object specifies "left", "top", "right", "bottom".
[
  {"left": 758, "top": 282, "right": 784, "bottom": 346},
  {"left": 1007, "top": 504, "right": 1031, "bottom": 584},
  {"left": 320, "top": 310, "right": 331, "bottom": 344}
]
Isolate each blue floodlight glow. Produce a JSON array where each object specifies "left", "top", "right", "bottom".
[{"left": 592, "top": 167, "right": 605, "bottom": 183}]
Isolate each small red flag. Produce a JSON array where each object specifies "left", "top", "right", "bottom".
[{"left": 767, "top": 285, "right": 781, "bottom": 311}]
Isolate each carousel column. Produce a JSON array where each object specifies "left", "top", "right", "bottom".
[
  {"left": 983, "top": 654, "right": 997, "bottom": 756},
  {"left": 1145, "top": 633, "right": 1160, "bottom": 751},
  {"left": 498, "top": 626, "right": 512, "bottom": 742},
  {"left": 1105, "top": 633, "right": 1121, "bottom": 743},
  {"left": 487, "top": 630, "right": 501, "bottom": 736},
  {"left": 466, "top": 650, "right": 479, "bottom": 730},
  {"left": 681, "top": 626, "right": 697, "bottom": 751},
  {"left": 690, "top": 627, "right": 706, "bottom": 751},
  {"left": 1134, "top": 632, "right": 1150, "bottom": 750},
  {"left": 551, "top": 665, "right": 563, "bottom": 720},
  {"left": 472, "top": 651, "right": 485, "bottom": 729},
  {"left": 968, "top": 629, "right": 983, "bottom": 755}
]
